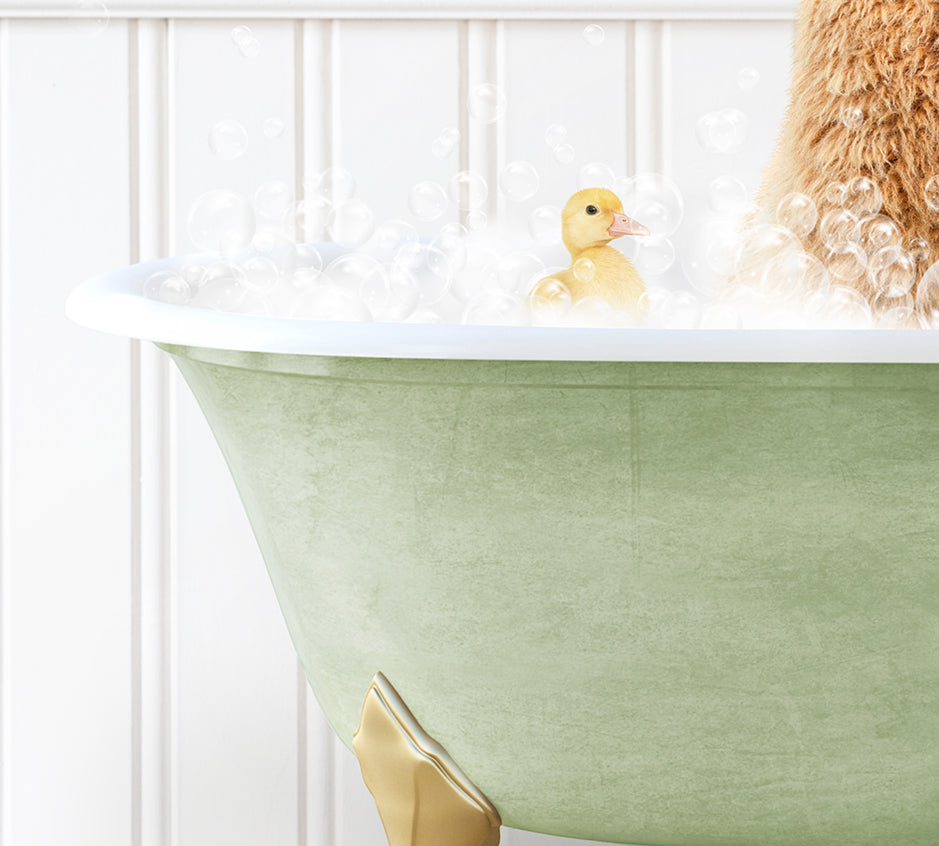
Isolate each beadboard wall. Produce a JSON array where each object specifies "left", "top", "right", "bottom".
[{"left": 0, "top": 3, "right": 795, "bottom": 845}]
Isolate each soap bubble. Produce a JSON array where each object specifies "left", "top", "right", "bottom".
[
  {"left": 408, "top": 182, "right": 448, "bottom": 221},
  {"left": 462, "top": 291, "right": 529, "bottom": 325},
  {"left": 366, "top": 219, "right": 419, "bottom": 261},
  {"left": 635, "top": 235, "right": 676, "bottom": 275},
  {"left": 466, "top": 210, "right": 488, "bottom": 231},
  {"left": 144, "top": 270, "right": 191, "bottom": 305},
  {"left": 395, "top": 243, "right": 453, "bottom": 304},
  {"left": 360, "top": 263, "right": 420, "bottom": 322},
  {"left": 180, "top": 263, "right": 208, "bottom": 289},
  {"left": 73, "top": 2, "right": 109, "bottom": 37},
  {"left": 819, "top": 208, "right": 861, "bottom": 249},
  {"left": 252, "top": 227, "right": 297, "bottom": 276},
  {"left": 488, "top": 251, "right": 545, "bottom": 295},
  {"left": 432, "top": 127, "right": 460, "bottom": 158},
  {"left": 843, "top": 176, "right": 882, "bottom": 218},
  {"left": 683, "top": 218, "right": 738, "bottom": 296},
  {"left": 263, "top": 117, "right": 285, "bottom": 139},
  {"left": 700, "top": 302, "right": 742, "bottom": 329},
  {"left": 917, "top": 261, "right": 939, "bottom": 324},
  {"left": 737, "top": 66, "right": 760, "bottom": 91},
  {"left": 696, "top": 108, "right": 748, "bottom": 153},
  {"left": 578, "top": 162, "right": 616, "bottom": 190},
  {"left": 708, "top": 175, "right": 748, "bottom": 216},
  {"left": 468, "top": 84, "right": 507, "bottom": 124},
  {"left": 841, "top": 106, "right": 864, "bottom": 129},
  {"left": 295, "top": 243, "right": 324, "bottom": 272},
  {"left": 868, "top": 246, "right": 916, "bottom": 297},
  {"left": 776, "top": 192, "right": 818, "bottom": 238},
  {"left": 824, "top": 181, "right": 847, "bottom": 207},
  {"left": 568, "top": 296, "right": 616, "bottom": 327},
  {"left": 209, "top": 120, "right": 248, "bottom": 160},
  {"left": 283, "top": 197, "right": 329, "bottom": 241},
  {"left": 317, "top": 167, "right": 357, "bottom": 205},
  {"left": 325, "top": 253, "right": 382, "bottom": 291},
  {"left": 553, "top": 143, "right": 576, "bottom": 164},
  {"left": 876, "top": 305, "right": 919, "bottom": 329},
  {"left": 733, "top": 224, "right": 800, "bottom": 289},
  {"left": 616, "top": 172, "right": 684, "bottom": 236},
  {"left": 761, "top": 249, "right": 830, "bottom": 301},
  {"left": 431, "top": 222, "right": 469, "bottom": 274},
  {"left": 824, "top": 286, "right": 873, "bottom": 328},
  {"left": 189, "top": 262, "right": 248, "bottom": 312},
  {"left": 827, "top": 243, "right": 868, "bottom": 284},
  {"left": 292, "top": 282, "right": 372, "bottom": 322},
  {"left": 499, "top": 161, "right": 540, "bottom": 202},
  {"left": 187, "top": 190, "right": 255, "bottom": 254},
  {"left": 327, "top": 199, "right": 375, "bottom": 244},
  {"left": 572, "top": 257, "right": 596, "bottom": 283},
  {"left": 448, "top": 171, "right": 488, "bottom": 210},
  {"left": 240, "top": 254, "right": 279, "bottom": 294},
  {"left": 254, "top": 180, "right": 293, "bottom": 222},
  {"left": 907, "top": 237, "right": 930, "bottom": 264},
  {"left": 528, "top": 276, "right": 572, "bottom": 322},
  {"left": 231, "top": 25, "right": 260, "bottom": 58},
  {"left": 582, "top": 24, "right": 605, "bottom": 45},
  {"left": 545, "top": 124, "right": 567, "bottom": 148},
  {"left": 529, "top": 205, "right": 561, "bottom": 243},
  {"left": 858, "top": 214, "right": 901, "bottom": 256},
  {"left": 924, "top": 176, "right": 939, "bottom": 211},
  {"left": 666, "top": 291, "right": 700, "bottom": 329}
]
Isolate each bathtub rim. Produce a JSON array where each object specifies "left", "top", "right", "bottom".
[{"left": 67, "top": 253, "right": 939, "bottom": 362}]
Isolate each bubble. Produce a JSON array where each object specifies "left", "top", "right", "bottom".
[
  {"left": 254, "top": 180, "right": 293, "bottom": 222},
  {"left": 553, "top": 143, "right": 575, "bottom": 164},
  {"left": 252, "top": 228, "right": 298, "bottom": 276},
  {"left": 737, "top": 66, "right": 760, "bottom": 91},
  {"left": 827, "top": 243, "right": 868, "bottom": 284},
  {"left": 868, "top": 246, "right": 916, "bottom": 297},
  {"left": 734, "top": 224, "right": 800, "bottom": 289},
  {"left": 824, "top": 181, "right": 847, "bottom": 207},
  {"left": 325, "top": 253, "right": 382, "bottom": 291},
  {"left": 468, "top": 84, "right": 507, "bottom": 124},
  {"left": 708, "top": 175, "right": 749, "bottom": 216},
  {"left": 405, "top": 308, "right": 445, "bottom": 324},
  {"left": 73, "top": 1, "right": 109, "bottom": 37},
  {"left": 635, "top": 235, "right": 676, "bottom": 275},
  {"left": 462, "top": 291, "right": 529, "bottom": 326},
  {"left": 180, "top": 263, "right": 208, "bottom": 288},
  {"left": 825, "top": 286, "right": 873, "bottom": 328},
  {"left": 858, "top": 214, "right": 901, "bottom": 256},
  {"left": 289, "top": 267, "right": 324, "bottom": 293},
  {"left": 293, "top": 282, "right": 372, "bottom": 322},
  {"left": 432, "top": 127, "right": 460, "bottom": 158},
  {"left": 394, "top": 243, "right": 452, "bottom": 304},
  {"left": 616, "top": 173, "right": 684, "bottom": 236},
  {"left": 916, "top": 261, "right": 939, "bottom": 323},
  {"left": 819, "top": 208, "right": 861, "bottom": 249},
  {"left": 841, "top": 106, "right": 864, "bottom": 129},
  {"left": 545, "top": 124, "right": 567, "bottom": 148},
  {"left": 367, "top": 219, "right": 419, "bottom": 261},
  {"left": 431, "top": 222, "right": 469, "bottom": 274},
  {"left": 408, "top": 182, "right": 447, "bottom": 222},
  {"left": 582, "top": 24, "right": 605, "bottom": 45},
  {"left": 907, "top": 237, "right": 931, "bottom": 264},
  {"left": 665, "top": 291, "right": 700, "bottom": 330},
  {"left": 776, "top": 192, "right": 818, "bottom": 238},
  {"left": 284, "top": 197, "right": 329, "bottom": 241},
  {"left": 187, "top": 190, "right": 255, "bottom": 254},
  {"left": 327, "top": 199, "right": 375, "bottom": 244},
  {"left": 925, "top": 176, "right": 939, "bottom": 211},
  {"left": 295, "top": 243, "right": 324, "bottom": 273},
  {"left": 499, "top": 161, "right": 540, "bottom": 202},
  {"left": 528, "top": 276, "right": 572, "bottom": 322},
  {"left": 567, "top": 296, "right": 616, "bottom": 327},
  {"left": 843, "top": 176, "right": 882, "bottom": 218},
  {"left": 700, "top": 303, "right": 742, "bottom": 329},
  {"left": 144, "top": 270, "right": 191, "bottom": 305},
  {"left": 231, "top": 24, "right": 260, "bottom": 58},
  {"left": 208, "top": 120, "right": 249, "bottom": 160},
  {"left": 578, "top": 162, "right": 617, "bottom": 190},
  {"left": 318, "top": 167, "right": 357, "bottom": 205},
  {"left": 761, "top": 249, "right": 830, "bottom": 301},
  {"left": 876, "top": 304, "right": 919, "bottom": 329},
  {"left": 683, "top": 218, "right": 738, "bottom": 296},
  {"left": 695, "top": 108, "right": 748, "bottom": 154},
  {"left": 263, "top": 117, "right": 285, "bottom": 139},
  {"left": 189, "top": 262, "right": 248, "bottom": 312},
  {"left": 466, "top": 210, "right": 488, "bottom": 231},
  {"left": 448, "top": 171, "right": 488, "bottom": 210},
  {"left": 240, "top": 254, "right": 280, "bottom": 294},
  {"left": 529, "top": 206, "right": 561, "bottom": 243},
  {"left": 360, "top": 263, "right": 420, "bottom": 323},
  {"left": 572, "top": 257, "right": 596, "bottom": 283}
]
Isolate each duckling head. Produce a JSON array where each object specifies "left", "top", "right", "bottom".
[{"left": 561, "top": 187, "right": 650, "bottom": 257}]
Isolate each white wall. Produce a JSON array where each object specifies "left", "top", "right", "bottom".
[{"left": 0, "top": 3, "right": 795, "bottom": 845}]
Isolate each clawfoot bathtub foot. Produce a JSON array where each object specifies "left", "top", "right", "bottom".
[{"left": 352, "top": 672, "right": 502, "bottom": 846}]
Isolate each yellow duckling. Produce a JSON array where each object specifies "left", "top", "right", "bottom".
[{"left": 531, "top": 187, "right": 650, "bottom": 313}]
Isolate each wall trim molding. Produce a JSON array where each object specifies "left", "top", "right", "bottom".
[{"left": 0, "top": 1, "right": 796, "bottom": 21}]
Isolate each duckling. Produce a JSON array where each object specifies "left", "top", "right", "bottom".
[
  {"left": 531, "top": 187, "right": 650, "bottom": 312},
  {"left": 753, "top": 0, "right": 939, "bottom": 303}
]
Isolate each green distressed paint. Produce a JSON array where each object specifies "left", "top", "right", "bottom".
[{"left": 163, "top": 344, "right": 939, "bottom": 846}]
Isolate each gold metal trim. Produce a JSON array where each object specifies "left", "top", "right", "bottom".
[{"left": 352, "top": 672, "right": 502, "bottom": 846}]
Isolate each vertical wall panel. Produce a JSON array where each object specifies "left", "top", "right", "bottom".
[
  {"left": 171, "top": 19, "right": 302, "bottom": 846},
  {"left": 5, "top": 18, "right": 133, "bottom": 846},
  {"left": 337, "top": 20, "right": 460, "bottom": 235}
]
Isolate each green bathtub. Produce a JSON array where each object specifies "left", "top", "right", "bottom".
[{"left": 69, "top": 257, "right": 939, "bottom": 846}]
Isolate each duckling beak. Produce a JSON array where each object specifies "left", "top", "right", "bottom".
[{"left": 608, "top": 213, "right": 650, "bottom": 238}]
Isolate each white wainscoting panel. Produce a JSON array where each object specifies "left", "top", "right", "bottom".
[{"left": 0, "top": 4, "right": 797, "bottom": 846}]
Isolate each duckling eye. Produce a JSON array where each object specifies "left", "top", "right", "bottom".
[{"left": 585, "top": 205, "right": 599, "bottom": 215}]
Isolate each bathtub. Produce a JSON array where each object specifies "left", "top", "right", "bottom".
[{"left": 68, "top": 254, "right": 939, "bottom": 846}]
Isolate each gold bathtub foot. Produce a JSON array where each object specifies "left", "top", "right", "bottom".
[{"left": 352, "top": 672, "right": 502, "bottom": 846}]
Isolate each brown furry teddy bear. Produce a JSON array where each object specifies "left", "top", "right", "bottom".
[{"left": 753, "top": 0, "right": 939, "bottom": 308}]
